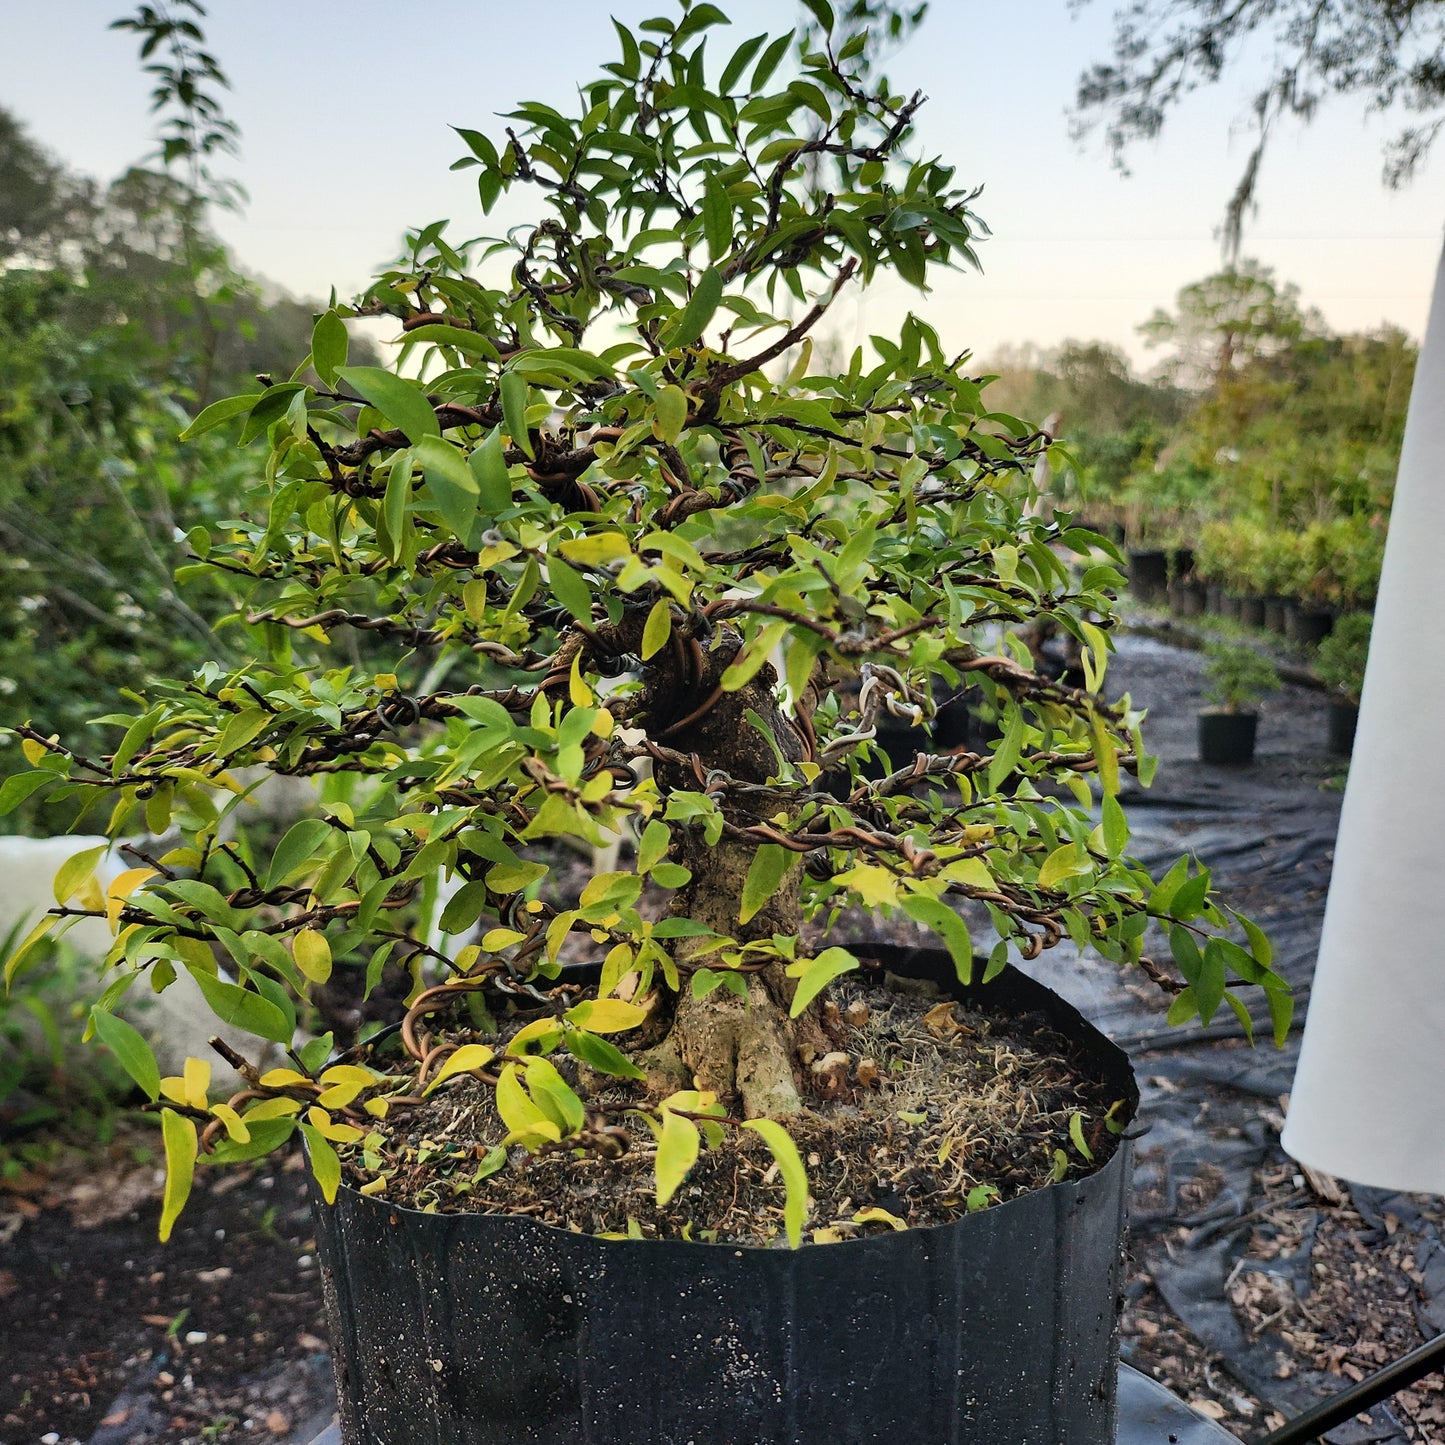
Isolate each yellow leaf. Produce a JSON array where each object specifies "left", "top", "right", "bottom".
[
  {"left": 21, "top": 737, "right": 48, "bottom": 766},
  {"left": 158, "top": 1109, "right": 197, "bottom": 1242},
  {"left": 481, "top": 927, "right": 526, "bottom": 951},
  {"left": 319, "top": 1064, "right": 380, "bottom": 1088},
  {"left": 569, "top": 654, "right": 593, "bottom": 707},
  {"left": 359, "top": 1176, "right": 388, "bottom": 1196},
  {"left": 1037, "top": 843, "right": 1090, "bottom": 891},
  {"left": 941, "top": 857, "right": 993, "bottom": 890},
  {"left": 830, "top": 863, "right": 901, "bottom": 908},
  {"left": 242, "top": 1096, "right": 304, "bottom": 1121},
  {"left": 209, "top": 1102, "right": 251, "bottom": 1143},
  {"left": 363, "top": 1097, "right": 390, "bottom": 1118},
  {"left": 53, "top": 844, "right": 107, "bottom": 906},
  {"left": 316, "top": 1079, "right": 368, "bottom": 1109},
  {"left": 505, "top": 1017, "right": 564, "bottom": 1057},
  {"left": 424, "top": 1044, "right": 496, "bottom": 1094},
  {"left": 1091, "top": 710, "right": 1120, "bottom": 796},
  {"left": 565, "top": 998, "right": 648, "bottom": 1033},
  {"left": 853, "top": 1206, "right": 908, "bottom": 1231},
  {"left": 259, "top": 1067, "right": 310, "bottom": 1088},
  {"left": 182, "top": 1057, "right": 211, "bottom": 1111},
  {"left": 654, "top": 1109, "right": 700, "bottom": 1206},
  {"left": 106, "top": 867, "right": 158, "bottom": 931},
  {"left": 641, "top": 598, "right": 672, "bottom": 660},
  {"left": 292, "top": 928, "right": 332, "bottom": 985},
  {"left": 495, "top": 1063, "right": 561, "bottom": 1144},
  {"left": 306, "top": 1106, "right": 365, "bottom": 1144}
]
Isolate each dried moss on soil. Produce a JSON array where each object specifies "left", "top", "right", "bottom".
[{"left": 351, "top": 974, "right": 1127, "bottom": 1244}]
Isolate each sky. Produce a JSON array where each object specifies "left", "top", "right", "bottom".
[{"left": 4, "top": 1, "right": 1443, "bottom": 371}]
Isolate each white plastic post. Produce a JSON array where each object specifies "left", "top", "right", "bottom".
[{"left": 1280, "top": 235, "right": 1445, "bottom": 1194}]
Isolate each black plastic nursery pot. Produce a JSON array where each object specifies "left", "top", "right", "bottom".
[
  {"left": 1262, "top": 594, "right": 1289, "bottom": 634},
  {"left": 310, "top": 948, "right": 1138, "bottom": 1445},
  {"left": 1327, "top": 699, "right": 1358, "bottom": 755},
  {"left": 1126, "top": 548, "right": 1168, "bottom": 602},
  {"left": 1239, "top": 595, "right": 1267, "bottom": 628},
  {"left": 1168, "top": 579, "right": 1206, "bottom": 618},
  {"left": 1198, "top": 709, "right": 1258, "bottom": 766},
  {"left": 1284, "top": 603, "right": 1334, "bottom": 647}
]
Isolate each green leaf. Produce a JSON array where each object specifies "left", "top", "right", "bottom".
[
  {"left": 741, "top": 1118, "right": 808, "bottom": 1247},
  {"left": 740, "top": 844, "right": 789, "bottom": 924},
  {"left": 1037, "top": 843, "right": 1089, "bottom": 890},
  {"left": 1265, "top": 980, "right": 1294, "bottom": 1047},
  {"left": 338, "top": 365, "right": 439, "bottom": 442},
  {"left": 90, "top": 1009, "right": 160, "bottom": 1101},
  {"left": 0, "top": 770, "right": 51, "bottom": 815},
  {"left": 3, "top": 914, "right": 58, "bottom": 987},
  {"left": 900, "top": 895, "right": 974, "bottom": 984},
  {"left": 500, "top": 370, "right": 533, "bottom": 458},
  {"left": 987, "top": 706, "right": 1026, "bottom": 793},
  {"left": 1196, "top": 939, "right": 1228, "bottom": 1025},
  {"left": 265, "top": 819, "right": 334, "bottom": 890},
  {"left": 702, "top": 173, "right": 732, "bottom": 262},
  {"left": 215, "top": 707, "right": 272, "bottom": 759},
  {"left": 178, "top": 391, "right": 257, "bottom": 441},
  {"left": 654, "top": 384, "right": 688, "bottom": 443},
  {"left": 1223, "top": 990, "right": 1255, "bottom": 1044},
  {"left": 159, "top": 1108, "right": 198, "bottom": 1241},
  {"left": 641, "top": 598, "right": 672, "bottom": 660},
  {"left": 415, "top": 433, "right": 481, "bottom": 540},
  {"left": 1165, "top": 985, "right": 1199, "bottom": 1027},
  {"left": 1169, "top": 869, "right": 1210, "bottom": 921},
  {"left": 53, "top": 844, "right": 107, "bottom": 905},
  {"left": 655, "top": 1109, "right": 701, "bottom": 1206},
  {"left": 525, "top": 1057, "right": 585, "bottom": 1135},
  {"left": 1169, "top": 925, "right": 1203, "bottom": 987},
  {"left": 786, "top": 947, "right": 858, "bottom": 1017},
  {"left": 1240, "top": 913, "right": 1273, "bottom": 971},
  {"left": 722, "top": 621, "right": 788, "bottom": 693},
  {"left": 1101, "top": 794, "right": 1129, "bottom": 859},
  {"left": 663, "top": 266, "right": 723, "bottom": 350},
  {"left": 311, "top": 310, "right": 349, "bottom": 388},
  {"left": 469, "top": 427, "right": 512, "bottom": 514},
  {"left": 800, "top": 0, "right": 835, "bottom": 31},
  {"left": 185, "top": 966, "right": 293, "bottom": 1045},
  {"left": 1068, "top": 1111, "right": 1095, "bottom": 1163},
  {"left": 1147, "top": 856, "right": 1189, "bottom": 914},
  {"left": 566, "top": 1030, "right": 647, "bottom": 1080},
  {"left": 547, "top": 557, "right": 593, "bottom": 624},
  {"left": 299, "top": 1123, "right": 341, "bottom": 1205}
]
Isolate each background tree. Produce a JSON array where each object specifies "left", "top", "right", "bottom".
[
  {"left": 0, "top": 6, "right": 377, "bottom": 828},
  {"left": 1073, "top": 0, "right": 1445, "bottom": 256}
]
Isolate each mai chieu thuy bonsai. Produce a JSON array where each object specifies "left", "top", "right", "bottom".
[{"left": 2, "top": 1, "right": 1288, "bottom": 1255}]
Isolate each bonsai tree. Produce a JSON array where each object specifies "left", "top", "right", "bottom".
[
  {"left": 1202, "top": 642, "right": 1280, "bottom": 713},
  {"left": 1, "top": 0, "right": 1286, "bottom": 1244}
]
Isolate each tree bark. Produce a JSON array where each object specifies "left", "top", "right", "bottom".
[{"left": 643, "top": 630, "right": 817, "bottom": 1117}]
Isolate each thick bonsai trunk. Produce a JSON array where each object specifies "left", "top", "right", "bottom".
[{"left": 643, "top": 633, "right": 822, "bottom": 1118}]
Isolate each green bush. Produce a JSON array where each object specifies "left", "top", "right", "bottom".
[
  {"left": 1203, "top": 643, "right": 1280, "bottom": 711},
  {"left": 1315, "top": 612, "right": 1373, "bottom": 702}
]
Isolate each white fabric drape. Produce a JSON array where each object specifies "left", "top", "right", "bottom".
[{"left": 1280, "top": 236, "right": 1445, "bottom": 1195}]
